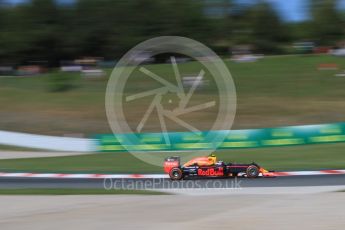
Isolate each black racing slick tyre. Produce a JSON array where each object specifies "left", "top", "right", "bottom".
[
  {"left": 169, "top": 168, "right": 183, "bottom": 180},
  {"left": 246, "top": 165, "right": 260, "bottom": 178}
]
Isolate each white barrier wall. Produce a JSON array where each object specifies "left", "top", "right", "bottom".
[{"left": 0, "top": 131, "right": 96, "bottom": 152}]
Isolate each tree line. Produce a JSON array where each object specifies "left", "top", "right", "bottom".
[{"left": 0, "top": 0, "right": 344, "bottom": 66}]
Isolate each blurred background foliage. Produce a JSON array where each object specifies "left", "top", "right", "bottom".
[{"left": 0, "top": 0, "right": 344, "bottom": 66}]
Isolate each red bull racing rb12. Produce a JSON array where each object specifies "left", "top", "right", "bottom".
[{"left": 164, "top": 155, "right": 273, "bottom": 180}]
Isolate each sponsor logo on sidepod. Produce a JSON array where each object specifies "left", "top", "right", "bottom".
[{"left": 197, "top": 167, "right": 224, "bottom": 176}]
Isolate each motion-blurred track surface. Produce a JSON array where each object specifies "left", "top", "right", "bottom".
[{"left": 1, "top": 174, "right": 345, "bottom": 189}]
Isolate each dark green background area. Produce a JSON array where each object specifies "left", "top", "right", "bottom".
[{"left": 0, "top": 143, "right": 344, "bottom": 173}]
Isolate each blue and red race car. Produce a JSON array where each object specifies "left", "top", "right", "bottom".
[{"left": 164, "top": 156, "right": 273, "bottom": 180}]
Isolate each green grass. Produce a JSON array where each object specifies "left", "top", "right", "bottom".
[
  {"left": 0, "top": 188, "right": 167, "bottom": 195},
  {"left": 1, "top": 55, "right": 345, "bottom": 172},
  {"left": 1, "top": 55, "right": 345, "bottom": 135},
  {"left": 0, "top": 143, "right": 344, "bottom": 173},
  {"left": 0, "top": 145, "right": 45, "bottom": 152}
]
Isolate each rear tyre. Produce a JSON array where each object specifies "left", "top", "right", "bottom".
[
  {"left": 169, "top": 168, "right": 183, "bottom": 180},
  {"left": 246, "top": 165, "right": 259, "bottom": 178}
]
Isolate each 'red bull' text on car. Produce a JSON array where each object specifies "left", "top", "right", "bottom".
[{"left": 164, "top": 154, "right": 273, "bottom": 180}]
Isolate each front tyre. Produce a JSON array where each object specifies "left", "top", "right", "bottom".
[
  {"left": 169, "top": 168, "right": 184, "bottom": 180},
  {"left": 246, "top": 165, "right": 259, "bottom": 178}
]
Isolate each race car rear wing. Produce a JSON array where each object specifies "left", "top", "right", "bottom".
[{"left": 164, "top": 156, "right": 180, "bottom": 173}]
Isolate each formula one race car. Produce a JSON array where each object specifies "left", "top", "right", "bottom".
[{"left": 164, "top": 156, "right": 273, "bottom": 180}]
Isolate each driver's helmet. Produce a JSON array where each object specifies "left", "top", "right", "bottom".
[{"left": 208, "top": 153, "right": 217, "bottom": 163}]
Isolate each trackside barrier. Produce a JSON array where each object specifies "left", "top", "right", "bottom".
[
  {"left": 2, "top": 122, "right": 345, "bottom": 152},
  {"left": 0, "top": 130, "right": 96, "bottom": 152},
  {"left": 96, "top": 122, "right": 345, "bottom": 152}
]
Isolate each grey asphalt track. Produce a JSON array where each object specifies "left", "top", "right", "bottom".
[{"left": 0, "top": 174, "right": 345, "bottom": 189}]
